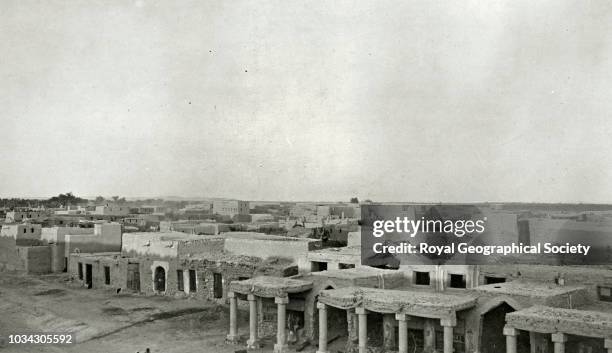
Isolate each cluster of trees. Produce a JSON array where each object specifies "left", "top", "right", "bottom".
[
  {"left": 0, "top": 192, "right": 88, "bottom": 208},
  {"left": 0, "top": 193, "right": 190, "bottom": 211},
  {"left": 95, "top": 195, "right": 126, "bottom": 204},
  {"left": 46, "top": 192, "right": 88, "bottom": 208}
]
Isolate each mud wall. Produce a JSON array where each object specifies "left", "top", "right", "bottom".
[{"left": 0, "top": 235, "right": 24, "bottom": 271}]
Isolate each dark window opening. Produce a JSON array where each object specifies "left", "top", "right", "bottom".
[
  {"left": 104, "top": 266, "right": 110, "bottom": 285},
  {"left": 78, "top": 262, "right": 83, "bottom": 280},
  {"left": 63, "top": 257, "right": 68, "bottom": 272},
  {"left": 484, "top": 276, "right": 506, "bottom": 285},
  {"left": 449, "top": 274, "right": 466, "bottom": 288},
  {"left": 189, "top": 270, "right": 197, "bottom": 292},
  {"left": 213, "top": 273, "right": 223, "bottom": 298},
  {"left": 371, "top": 264, "right": 399, "bottom": 270},
  {"left": 598, "top": 286, "right": 612, "bottom": 302},
  {"left": 339, "top": 263, "right": 355, "bottom": 269},
  {"left": 177, "top": 270, "right": 184, "bottom": 291},
  {"left": 23, "top": 228, "right": 26, "bottom": 233},
  {"left": 311, "top": 261, "right": 327, "bottom": 272},
  {"left": 415, "top": 271, "right": 430, "bottom": 285}
]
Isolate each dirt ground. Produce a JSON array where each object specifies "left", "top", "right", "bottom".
[{"left": 0, "top": 272, "right": 268, "bottom": 353}]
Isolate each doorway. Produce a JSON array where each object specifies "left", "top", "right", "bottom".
[
  {"left": 213, "top": 273, "right": 223, "bottom": 298},
  {"left": 481, "top": 302, "right": 528, "bottom": 353},
  {"left": 85, "top": 264, "right": 92, "bottom": 289},
  {"left": 189, "top": 270, "right": 197, "bottom": 292},
  {"left": 127, "top": 263, "right": 140, "bottom": 291},
  {"left": 154, "top": 266, "right": 166, "bottom": 292}
]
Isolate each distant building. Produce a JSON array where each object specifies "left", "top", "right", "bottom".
[
  {"left": 1, "top": 223, "right": 42, "bottom": 245},
  {"left": 212, "top": 200, "right": 249, "bottom": 217},
  {"left": 69, "top": 231, "right": 318, "bottom": 301},
  {"left": 93, "top": 204, "right": 130, "bottom": 216},
  {"left": 178, "top": 203, "right": 213, "bottom": 219},
  {"left": 131, "top": 205, "right": 168, "bottom": 215},
  {"left": 289, "top": 203, "right": 317, "bottom": 219},
  {"left": 5, "top": 210, "right": 48, "bottom": 223},
  {"left": 0, "top": 222, "right": 122, "bottom": 274},
  {"left": 160, "top": 220, "right": 230, "bottom": 235}
]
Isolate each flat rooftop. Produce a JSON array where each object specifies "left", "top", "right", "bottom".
[
  {"left": 507, "top": 305, "right": 612, "bottom": 338},
  {"left": 308, "top": 246, "right": 360, "bottom": 256},
  {"left": 319, "top": 286, "right": 477, "bottom": 319},
  {"left": 474, "top": 281, "right": 585, "bottom": 298},
  {"left": 310, "top": 266, "right": 398, "bottom": 280},
  {"left": 230, "top": 276, "right": 313, "bottom": 297},
  {"left": 124, "top": 232, "right": 229, "bottom": 244},
  {"left": 71, "top": 252, "right": 122, "bottom": 259},
  {"left": 186, "top": 252, "right": 295, "bottom": 268},
  {"left": 223, "top": 231, "right": 319, "bottom": 242}
]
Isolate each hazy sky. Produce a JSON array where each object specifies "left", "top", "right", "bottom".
[{"left": 1, "top": 0, "right": 611, "bottom": 202}]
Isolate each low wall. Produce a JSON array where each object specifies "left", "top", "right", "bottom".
[{"left": 0, "top": 235, "right": 24, "bottom": 271}]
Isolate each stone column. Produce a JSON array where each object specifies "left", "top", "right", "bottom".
[
  {"left": 246, "top": 294, "right": 258, "bottom": 349},
  {"left": 604, "top": 338, "right": 612, "bottom": 353},
  {"left": 503, "top": 326, "right": 518, "bottom": 353},
  {"left": 347, "top": 310, "right": 359, "bottom": 350},
  {"left": 551, "top": 333, "right": 566, "bottom": 353},
  {"left": 441, "top": 318, "right": 456, "bottom": 353},
  {"left": 396, "top": 313, "right": 408, "bottom": 353},
  {"left": 226, "top": 291, "right": 238, "bottom": 343},
  {"left": 274, "top": 296, "right": 289, "bottom": 353},
  {"left": 356, "top": 307, "right": 367, "bottom": 353},
  {"left": 316, "top": 302, "right": 328, "bottom": 353}
]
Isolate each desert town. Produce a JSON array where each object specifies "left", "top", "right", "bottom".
[{"left": 1, "top": 198, "right": 612, "bottom": 353}]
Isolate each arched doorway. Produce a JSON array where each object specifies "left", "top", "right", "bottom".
[
  {"left": 154, "top": 266, "right": 166, "bottom": 292},
  {"left": 480, "top": 302, "right": 529, "bottom": 353}
]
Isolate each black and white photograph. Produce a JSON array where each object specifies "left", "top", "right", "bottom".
[{"left": 1, "top": 1, "right": 612, "bottom": 353}]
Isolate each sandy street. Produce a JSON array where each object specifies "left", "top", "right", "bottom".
[{"left": 0, "top": 273, "right": 254, "bottom": 353}]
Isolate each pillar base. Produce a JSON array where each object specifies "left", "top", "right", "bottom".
[
  {"left": 246, "top": 339, "right": 259, "bottom": 349},
  {"left": 316, "top": 351, "right": 329, "bottom": 353},
  {"left": 225, "top": 334, "right": 239, "bottom": 344},
  {"left": 273, "top": 343, "right": 289, "bottom": 353}
]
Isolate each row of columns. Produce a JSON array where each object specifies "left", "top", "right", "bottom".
[
  {"left": 504, "top": 326, "right": 612, "bottom": 353},
  {"left": 317, "top": 303, "right": 456, "bottom": 353},
  {"left": 226, "top": 292, "right": 290, "bottom": 353}
]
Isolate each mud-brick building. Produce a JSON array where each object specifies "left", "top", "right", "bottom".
[
  {"left": 179, "top": 254, "right": 297, "bottom": 304},
  {"left": 42, "top": 223, "right": 122, "bottom": 273},
  {"left": 69, "top": 231, "right": 320, "bottom": 301},
  {"left": 0, "top": 223, "right": 48, "bottom": 273},
  {"left": 70, "top": 231, "right": 225, "bottom": 291},
  {"left": 307, "top": 246, "right": 360, "bottom": 271},
  {"left": 505, "top": 306, "right": 612, "bottom": 353},
  {"left": 0, "top": 222, "right": 122, "bottom": 274},
  {"left": 228, "top": 276, "right": 315, "bottom": 351},
  {"left": 226, "top": 263, "right": 612, "bottom": 353}
]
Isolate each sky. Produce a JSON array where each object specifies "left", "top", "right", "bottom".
[{"left": 1, "top": 0, "right": 611, "bottom": 202}]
